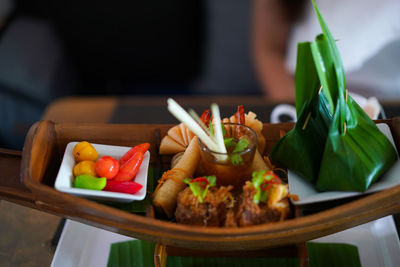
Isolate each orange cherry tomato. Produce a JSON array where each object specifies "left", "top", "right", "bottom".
[
  {"left": 95, "top": 156, "right": 119, "bottom": 179},
  {"left": 73, "top": 141, "right": 98, "bottom": 162},
  {"left": 73, "top": 160, "right": 96, "bottom": 177}
]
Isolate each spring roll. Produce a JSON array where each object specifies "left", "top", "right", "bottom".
[{"left": 153, "top": 136, "right": 200, "bottom": 217}]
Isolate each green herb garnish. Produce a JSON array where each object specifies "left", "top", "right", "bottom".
[
  {"left": 224, "top": 137, "right": 235, "bottom": 149},
  {"left": 184, "top": 176, "right": 216, "bottom": 203},
  {"left": 208, "top": 122, "right": 227, "bottom": 137},
  {"left": 251, "top": 170, "right": 282, "bottom": 204},
  {"left": 233, "top": 137, "right": 249, "bottom": 153},
  {"left": 208, "top": 121, "right": 250, "bottom": 165},
  {"left": 230, "top": 137, "right": 250, "bottom": 165},
  {"left": 230, "top": 154, "right": 243, "bottom": 165}
]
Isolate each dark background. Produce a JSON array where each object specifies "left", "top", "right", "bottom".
[{"left": 0, "top": 0, "right": 262, "bottom": 149}]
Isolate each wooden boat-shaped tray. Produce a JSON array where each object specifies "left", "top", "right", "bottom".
[{"left": 5, "top": 118, "right": 400, "bottom": 251}]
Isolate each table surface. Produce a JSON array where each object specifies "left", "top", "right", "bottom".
[{"left": 42, "top": 95, "right": 400, "bottom": 123}]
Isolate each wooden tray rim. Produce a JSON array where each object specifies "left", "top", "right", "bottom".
[{"left": 20, "top": 119, "right": 400, "bottom": 250}]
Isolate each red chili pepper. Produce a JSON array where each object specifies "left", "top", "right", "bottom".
[
  {"left": 260, "top": 171, "right": 282, "bottom": 191},
  {"left": 114, "top": 151, "right": 144, "bottom": 181},
  {"left": 190, "top": 177, "right": 209, "bottom": 190},
  {"left": 119, "top": 143, "right": 150, "bottom": 166},
  {"left": 235, "top": 105, "right": 245, "bottom": 125},
  {"left": 200, "top": 109, "right": 211, "bottom": 126},
  {"left": 104, "top": 180, "right": 143, "bottom": 194}
]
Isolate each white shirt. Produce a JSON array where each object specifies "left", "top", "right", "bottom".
[{"left": 285, "top": 0, "right": 400, "bottom": 99}]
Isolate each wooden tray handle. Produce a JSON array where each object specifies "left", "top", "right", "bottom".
[{"left": 0, "top": 148, "right": 36, "bottom": 208}]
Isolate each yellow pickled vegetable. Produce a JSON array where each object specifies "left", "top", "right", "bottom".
[
  {"left": 73, "top": 160, "right": 97, "bottom": 177},
  {"left": 73, "top": 141, "right": 98, "bottom": 162}
]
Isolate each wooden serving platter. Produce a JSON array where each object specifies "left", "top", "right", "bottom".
[{"left": 13, "top": 118, "right": 400, "bottom": 251}]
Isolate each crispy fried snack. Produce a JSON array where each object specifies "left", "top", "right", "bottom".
[
  {"left": 236, "top": 182, "right": 290, "bottom": 227},
  {"left": 175, "top": 186, "right": 234, "bottom": 227},
  {"left": 159, "top": 123, "right": 195, "bottom": 154},
  {"left": 153, "top": 137, "right": 200, "bottom": 218}
]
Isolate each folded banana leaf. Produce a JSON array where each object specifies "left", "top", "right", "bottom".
[
  {"left": 271, "top": 0, "right": 397, "bottom": 192},
  {"left": 271, "top": 40, "right": 331, "bottom": 183}
]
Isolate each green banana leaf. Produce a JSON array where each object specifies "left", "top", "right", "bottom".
[
  {"left": 107, "top": 240, "right": 156, "bottom": 267},
  {"left": 307, "top": 242, "right": 361, "bottom": 267},
  {"left": 271, "top": 42, "right": 330, "bottom": 183},
  {"left": 271, "top": 0, "right": 397, "bottom": 192},
  {"left": 107, "top": 239, "right": 361, "bottom": 267}
]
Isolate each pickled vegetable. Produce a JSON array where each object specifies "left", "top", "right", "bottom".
[
  {"left": 73, "top": 141, "right": 98, "bottom": 162},
  {"left": 95, "top": 156, "right": 119, "bottom": 179},
  {"left": 114, "top": 151, "right": 144, "bottom": 181},
  {"left": 73, "top": 160, "right": 96, "bottom": 177},
  {"left": 73, "top": 175, "right": 107, "bottom": 190},
  {"left": 119, "top": 143, "right": 149, "bottom": 166},
  {"left": 104, "top": 180, "right": 142, "bottom": 194}
]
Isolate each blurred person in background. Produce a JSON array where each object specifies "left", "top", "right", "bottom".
[
  {"left": 0, "top": 1, "right": 203, "bottom": 149},
  {"left": 252, "top": 0, "right": 400, "bottom": 102}
]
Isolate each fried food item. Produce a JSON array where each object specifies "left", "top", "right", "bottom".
[
  {"left": 236, "top": 182, "right": 290, "bottom": 227},
  {"left": 159, "top": 123, "right": 195, "bottom": 154},
  {"left": 170, "top": 152, "right": 184, "bottom": 169},
  {"left": 175, "top": 185, "right": 234, "bottom": 227},
  {"left": 153, "top": 137, "right": 200, "bottom": 218}
]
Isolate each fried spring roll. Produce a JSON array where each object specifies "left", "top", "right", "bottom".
[{"left": 153, "top": 136, "right": 200, "bottom": 217}]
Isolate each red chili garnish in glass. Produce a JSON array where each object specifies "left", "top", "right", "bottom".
[
  {"left": 200, "top": 109, "right": 211, "bottom": 125},
  {"left": 190, "top": 177, "right": 209, "bottom": 190},
  {"left": 235, "top": 105, "right": 245, "bottom": 125}
]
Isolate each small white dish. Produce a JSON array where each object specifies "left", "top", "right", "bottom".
[
  {"left": 55, "top": 142, "right": 150, "bottom": 203},
  {"left": 289, "top": 123, "right": 399, "bottom": 205}
]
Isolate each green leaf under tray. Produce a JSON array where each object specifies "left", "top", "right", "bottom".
[
  {"left": 107, "top": 240, "right": 361, "bottom": 267},
  {"left": 307, "top": 242, "right": 361, "bottom": 267},
  {"left": 107, "top": 240, "right": 299, "bottom": 267}
]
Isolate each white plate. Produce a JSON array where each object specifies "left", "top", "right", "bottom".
[
  {"left": 311, "top": 216, "right": 400, "bottom": 267},
  {"left": 54, "top": 142, "right": 150, "bottom": 203},
  {"left": 51, "top": 220, "right": 134, "bottom": 267},
  {"left": 51, "top": 216, "right": 400, "bottom": 267},
  {"left": 289, "top": 123, "right": 399, "bottom": 205}
]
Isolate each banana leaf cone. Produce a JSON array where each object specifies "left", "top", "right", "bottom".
[
  {"left": 317, "top": 95, "right": 397, "bottom": 192},
  {"left": 271, "top": 0, "right": 398, "bottom": 192},
  {"left": 271, "top": 43, "right": 330, "bottom": 183}
]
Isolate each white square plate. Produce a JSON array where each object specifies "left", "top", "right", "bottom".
[
  {"left": 55, "top": 142, "right": 150, "bottom": 203},
  {"left": 52, "top": 216, "right": 400, "bottom": 267},
  {"left": 289, "top": 123, "right": 399, "bottom": 205}
]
